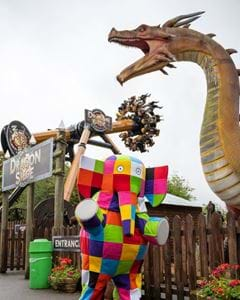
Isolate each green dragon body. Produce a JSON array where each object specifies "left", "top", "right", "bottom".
[{"left": 108, "top": 12, "right": 240, "bottom": 211}]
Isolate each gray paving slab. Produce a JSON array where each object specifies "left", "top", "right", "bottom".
[{"left": 0, "top": 271, "right": 80, "bottom": 300}]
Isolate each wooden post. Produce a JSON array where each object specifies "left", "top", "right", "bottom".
[
  {"left": 64, "top": 126, "right": 91, "bottom": 201},
  {"left": 0, "top": 191, "right": 9, "bottom": 273},
  {"left": 53, "top": 129, "right": 66, "bottom": 235},
  {"left": 24, "top": 183, "right": 35, "bottom": 278}
]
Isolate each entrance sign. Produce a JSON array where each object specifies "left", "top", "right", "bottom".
[
  {"left": 2, "top": 138, "right": 53, "bottom": 191},
  {"left": 52, "top": 235, "right": 80, "bottom": 252}
]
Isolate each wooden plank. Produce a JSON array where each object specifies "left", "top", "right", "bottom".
[
  {"left": 227, "top": 212, "right": 238, "bottom": 265},
  {"left": 143, "top": 247, "right": 150, "bottom": 300},
  {"left": 148, "top": 245, "right": 155, "bottom": 298},
  {"left": 186, "top": 214, "right": 196, "bottom": 298},
  {"left": 182, "top": 221, "right": 188, "bottom": 285},
  {"left": 152, "top": 245, "right": 161, "bottom": 299},
  {"left": 0, "top": 191, "right": 9, "bottom": 273},
  {"left": 10, "top": 228, "right": 15, "bottom": 270},
  {"left": 211, "top": 212, "right": 224, "bottom": 268},
  {"left": 172, "top": 215, "right": 184, "bottom": 299},
  {"left": 163, "top": 237, "right": 172, "bottom": 300},
  {"left": 198, "top": 213, "right": 209, "bottom": 278},
  {"left": 25, "top": 183, "right": 35, "bottom": 279},
  {"left": 22, "top": 230, "right": 26, "bottom": 269},
  {"left": 207, "top": 211, "right": 214, "bottom": 270},
  {"left": 16, "top": 230, "right": 21, "bottom": 270},
  {"left": 237, "top": 217, "right": 240, "bottom": 264}
]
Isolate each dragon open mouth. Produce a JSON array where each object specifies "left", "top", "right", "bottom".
[
  {"left": 109, "top": 37, "right": 150, "bottom": 54},
  {"left": 108, "top": 27, "right": 175, "bottom": 84}
]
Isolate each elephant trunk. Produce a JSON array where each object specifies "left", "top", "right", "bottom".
[{"left": 117, "top": 191, "right": 138, "bottom": 236}]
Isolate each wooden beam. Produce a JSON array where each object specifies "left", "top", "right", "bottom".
[
  {"left": 25, "top": 183, "right": 34, "bottom": 279},
  {"left": 53, "top": 130, "right": 66, "bottom": 235},
  {"left": 0, "top": 191, "right": 9, "bottom": 273}
]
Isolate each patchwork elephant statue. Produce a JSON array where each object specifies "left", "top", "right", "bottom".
[{"left": 75, "top": 154, "right": 169, "bottom": 300}]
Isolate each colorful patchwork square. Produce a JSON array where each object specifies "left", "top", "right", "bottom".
[
  {"left": 101, "top": 258, "right": 119, "bottom": 275},
  {"left": 113, "top": 174, "right": 130, "bottom": 191},
  {"left": 94, "top": 273, "right": 111, "bottom": 291},
  {"left": 130, "top": 273, "right": 142, "bottom": 290},
  {"left": 101, "top": 174, "right": 113, "bottom": 191},
  {"left": 116, "top": 260, "right": 134, "bottom": 274},
  {"left": 81, "top": 254, "right": 89, "bottom": 270},
  {"left": 130, "top": 161, "right": 142, "bottom": 177},
  {"left": 136, "top": 244, "right": 147, "bottom": 260},
  {"left": 89, "top": 228, "right": 104, "bottom": 242},
  {"left": 102, "top": 242, "right": 122, "bottom": 260},
  {"left": 120, "top": 244, "right": 140, "bottom": 260},
  {"left": 130, "top": 176, "right": 141, "bottom": 194},
  {"left": 113, "top": 274, "right": 130, "bottom": 290},
  {"left": 114, "top": 159, "right": 131, "bottom": 175},
  {"left": 130, "top": 259, "right": 143, "bottom": 273},
  {"left": 105, "top": 211, "right": 122, "bottom": 226},
  {"left": 89, "top": 240, "right": 103, "bottom": 257},
  {"left": 77, "top": 169, "right": 93, "bottom": 186},
  {"left": 104, "top": 159, "right": 115, "bottom": 174},
  {"left": 154, "top": 178, "right": 167, "bottom": 194},
  {"left": 104, "top": 224, "right": 123, "bottom": 243},
  {"left": 89, "top": 256, "right": 102, "bottom": 273}
]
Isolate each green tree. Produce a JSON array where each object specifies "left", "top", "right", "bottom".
[{"left": 168, "top": 174, "right": 195, "bottom": 200}]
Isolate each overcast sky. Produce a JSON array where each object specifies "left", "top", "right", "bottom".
[{"left": 1, "top": 0, "right": 240, "bottom": 208}]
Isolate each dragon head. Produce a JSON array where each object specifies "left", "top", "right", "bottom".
[{"left": 108, "top": 11, "right": 204, "bottom": 84}]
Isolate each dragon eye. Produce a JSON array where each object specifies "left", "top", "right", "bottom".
[
  {"left": 117, "top": 165, "right": 124, "bottom": 172},
  {"left": 136, "top": 168, "right": 142, "bottom": 176},
  {"left": 139, "top": 26, "right": 146, "bottom": 32}
]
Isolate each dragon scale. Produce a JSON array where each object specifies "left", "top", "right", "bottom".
[
  {"left": 108, "top": 12, "right": 240, "bottom": 210},
  {"left": 176, "top": 48, "right": 240, "bottom": 208}
]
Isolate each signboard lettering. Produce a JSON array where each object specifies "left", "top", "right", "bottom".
[{"left": 52, "top": 235, "right": 80, "bottom": 252}]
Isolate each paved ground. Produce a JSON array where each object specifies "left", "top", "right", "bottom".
[{"left": 0, "top": 271, "right": 80, "bottom": 300}]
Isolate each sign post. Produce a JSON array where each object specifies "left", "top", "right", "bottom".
[
  {"left": 25, "top": 183, "right": 34, "bottom": 279},
  {"left": 53, "top": 129, "right": 66, "bottom": 236},
  {"left": 0, "top": 191, "right": 9, "bottom": 273}
]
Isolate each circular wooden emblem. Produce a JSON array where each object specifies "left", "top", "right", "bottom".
[
  {"left": 85, "top": 109, "right": 112, "bottom": 133},
  {"left": 5, "top": 120, "right": 31, "bottom": 155}
]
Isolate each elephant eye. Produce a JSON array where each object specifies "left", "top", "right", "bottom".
[
  {"left": 136, "top": 168, "right": 142, "bottom": 176},
  {"left": 117, "top": 165, "right": 124, "bottom": 172}
]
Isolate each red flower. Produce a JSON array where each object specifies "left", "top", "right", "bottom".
[
  {"left": 59, "top": 257, "right": 72, "bottom": 265},
  {"left": 229, "top": 279, "right": 240, "bottom": 287}
]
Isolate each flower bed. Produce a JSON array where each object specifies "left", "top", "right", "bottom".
[
  {"left": 196, "top": 263, "right": 240, "bottom": 299},
  {"left": 48, "top": 257, "right": 81, "bottom": 293}
]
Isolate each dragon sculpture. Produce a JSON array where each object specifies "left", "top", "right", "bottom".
[{"left": 108, "top": 12, "right": 240, "bottom": 213}]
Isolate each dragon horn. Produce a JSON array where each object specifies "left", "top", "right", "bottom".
[{"left": 162, "top": 11, "right": 205, "bottom": 28}]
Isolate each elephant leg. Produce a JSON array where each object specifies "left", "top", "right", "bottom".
[
  {"left": 80, "top": 271, "right": 111, "bottom": 300},
  {"left": 136, "top": 212, "right": 169, "bottom": 245},
  {"left": 75, "top": 199, "right": 104, "bottom": 235},
  {"left": 112, "top": 273, "right": 142, "bottom": 300}
]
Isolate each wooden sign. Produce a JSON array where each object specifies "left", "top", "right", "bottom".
[
  {"left": 52, "top": 235, "right": 80, "bottom": 252},
  {"left": 2, "top": 138, "right": 53, "bottom": 191}
]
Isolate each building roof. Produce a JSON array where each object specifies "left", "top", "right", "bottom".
[{"left": 163, "top": 193, "right": 203, "bottom": 208}]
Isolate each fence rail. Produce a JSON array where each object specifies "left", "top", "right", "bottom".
[{"left": 1, "top": 212, "right": 240, "bottom": 299}]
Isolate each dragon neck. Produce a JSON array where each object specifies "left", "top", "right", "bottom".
[{"left": 171, "top": 31, "right": 240, "bottom": 179}]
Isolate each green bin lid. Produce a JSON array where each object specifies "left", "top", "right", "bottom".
[{"left": 29, "top": 239, "right": 53, "bottom": 253}]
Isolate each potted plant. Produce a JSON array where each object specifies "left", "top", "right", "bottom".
[
  {"left": 196, "top": 263, "right": 240, "bottom": 299},
  {"left": 49, "top": 257, "right": 81, "bottom": 293}
]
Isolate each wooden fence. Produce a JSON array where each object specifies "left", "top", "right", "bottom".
[
  {"left": 1, "top": 212, "right": 240, "bottom": 299},
  {"left": 143, "top": 212, "right": 240, "bottom": 299}
]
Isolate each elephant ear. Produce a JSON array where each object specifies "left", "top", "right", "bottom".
[
  {"left": 144, "top": 165, "right": 168, "bottom": 207},
  {"left": 77, "top": 156, "right": 104, "bottom": 199}
]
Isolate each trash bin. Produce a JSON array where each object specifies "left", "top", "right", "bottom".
[{"left": 29, "top": 238, "right": 53, "bottom": 289}]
